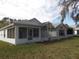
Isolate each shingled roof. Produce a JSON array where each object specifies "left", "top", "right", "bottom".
[
  {"left": 14, "top": 18, "right": 42, "bottom": 26},
  {"left": 0, "top": 17, "right": 73, "bottom": 31},
  {"left": 56, "top": 23, "right": 70, "bottom": 29}
]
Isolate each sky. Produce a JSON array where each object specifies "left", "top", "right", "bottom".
[{"left": 0, "top": 0, "right": 75, "bottom": 25}]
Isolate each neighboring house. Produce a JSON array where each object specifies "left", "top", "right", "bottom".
[
  {"left": 0, "top": 18, "right": 74, "bottom": 45},
  {"left": 56, "top": 23, "right": 74, "bottom": 38},
  {"left": 47, "top": 23, "right": 74, "bottom": 40}
]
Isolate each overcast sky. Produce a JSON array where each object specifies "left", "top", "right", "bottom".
[
  {"left": 0, "top": 0, "right": 75, "bottom": 25},
  {"left": 0, "top": 0, "right": 62, "bottom": 22}
]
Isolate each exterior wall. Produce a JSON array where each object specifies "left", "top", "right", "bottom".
[
  {"left": 0, "top": 30, "right": 4, "bottom": 38},
  {"left": 0, "top": 29, "right": 16, "bottom": 44},
  {"left": 48, "top": 30, "right": 58, "bottom": 40},
  {"left": 48, "top": 31, "right": 58, "bottom": 37},
  {"left": 41, "top": 31, "right": 48, "bottom": 41},
  {"left": 16, "top": 38, "right": 42, "bottom": 44},
  {"left": 0, "top": 38, "right": 16, "bottom": 44}
]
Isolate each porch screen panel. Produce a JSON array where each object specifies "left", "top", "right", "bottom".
[
  {"left": 7, "top": 28, "right": 15, "bottom": 38},
  {"left": 19, "top": 27, "right": 27, "bottom": 39},
  {"left": 4, "top": 30, "right": 5, "bottom": 38},
  {"left": 33, "top": 28, "right": 39, "bottom": 37}
]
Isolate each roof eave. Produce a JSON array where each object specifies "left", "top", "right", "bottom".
[{"left": 0, "top": 23, "right": 14, "bottom": 31}]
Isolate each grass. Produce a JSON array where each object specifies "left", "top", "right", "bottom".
[{"left": 0, "top": 37, "right": 79, "bottom": 59}]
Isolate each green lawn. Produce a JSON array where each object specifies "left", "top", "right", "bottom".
[{"left": 0, "top": 37, "right": 79, "bottom": 59}]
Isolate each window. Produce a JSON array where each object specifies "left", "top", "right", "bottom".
[
  {"left": 33, "top": 28, "right": 39, "bottom": 37},
  {"left": 4, "top": 30, "right": 5, "bottom": 38},
  {"left": 67, "top": 28, "right": 73, "bottom": 35},
  {"left": 7, "top": 28, "right": 15, "bottom": 38},
  {"left": 59, "top": 30, "right": 65, "bottom": 36},
  {"left": 28, "top": 28, "right": 33, "bottom": 40},
  {"left": 19, "top": 27, "right": 27, "bottom": 39}
]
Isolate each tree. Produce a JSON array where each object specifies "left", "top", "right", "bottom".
[
  {"left": 0, "top": 17, "right": 10, "bottom": 28},
  {"left": 59, "top": 0, "right": 79, "bottom": 25}
]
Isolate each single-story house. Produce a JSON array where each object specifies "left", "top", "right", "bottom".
[
  {"left": 0, "top": 18, "right": 42, "bottom": 44},
  {"left": 0, "top": 18, "right": 74, "bottom": 45},
  {"left": 0, "top": 18, "right": 57, "bottom": 45}
]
